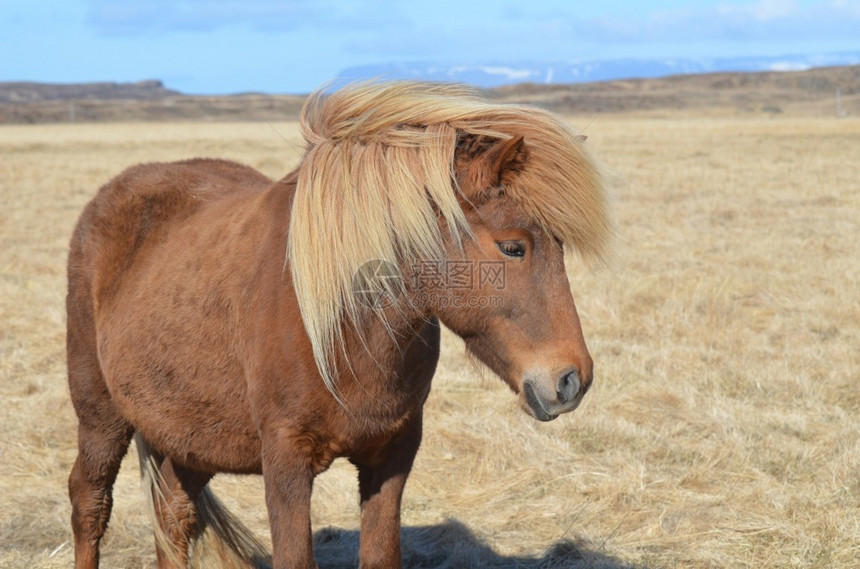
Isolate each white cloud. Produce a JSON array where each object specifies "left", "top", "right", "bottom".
[
  {"left": 577, "top": 1, "right": 860, "bottom": 45},
  {"left": 86, "top": 0, "right": 405, "bottom": 35},
  {"left": 716, "top": 0, "right": 801, "bottom": 21}
]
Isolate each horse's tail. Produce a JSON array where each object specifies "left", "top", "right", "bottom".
[{"left": 135, "top": 433, "right": 271, "bottom": 569}]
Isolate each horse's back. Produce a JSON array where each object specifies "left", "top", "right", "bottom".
[
  {"left": 70, "top": 158, "right": 273, "bottom": 307},
  {"left": 72, "top": 158, "right": 272, "bottom": 247}
]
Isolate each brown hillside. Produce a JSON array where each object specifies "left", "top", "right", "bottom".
[
  {"left": 0, "top": 80, "right": 180, "bottom": 103},
  {"left": 491, "top": 65, "right": 860, "bottom": 115},
  {"left": 1, "top": 65, "right": 858, "bottom": 123}
]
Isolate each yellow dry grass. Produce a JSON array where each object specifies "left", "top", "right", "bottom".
[{"left": 1, "top": 116, "right": 858, "bottom": 568}]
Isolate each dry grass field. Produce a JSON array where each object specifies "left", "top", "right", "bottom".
[{"left": 1, "top": 114, "right": 858, "bottom": 568}]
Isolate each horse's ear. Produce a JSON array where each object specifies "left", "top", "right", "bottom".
[
  {"left": 458, "top": 135, "right": 529, "bottom": 200},
  {"left": 487, "top": 135, "right": 528, "bottom": 186}
]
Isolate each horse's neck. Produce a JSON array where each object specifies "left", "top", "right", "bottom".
[{"left": 336, "top": 303, "right": 440, "bottom": 406}]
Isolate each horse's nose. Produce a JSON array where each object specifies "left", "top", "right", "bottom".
[
  {"left": 521, "top": 364, "right": 593, "bottom": 421},
  {"left": 557, "top": 366, "right": 583, "bottom": 404}
]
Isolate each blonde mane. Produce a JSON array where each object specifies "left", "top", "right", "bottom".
[{"left": 288, "top": 81, "right": 611, "bottom": 394}]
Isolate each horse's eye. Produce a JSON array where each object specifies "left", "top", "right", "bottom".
[{"left": 497, "top": 241, "right": 526, "bottom": 258}]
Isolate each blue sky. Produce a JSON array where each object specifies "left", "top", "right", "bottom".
[{"left": 2, "top": 0, "right": 859, "bottom": 94}]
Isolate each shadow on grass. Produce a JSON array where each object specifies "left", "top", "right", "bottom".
[{"left": 313, "top": 518, "right": 633, "bottom": 569}]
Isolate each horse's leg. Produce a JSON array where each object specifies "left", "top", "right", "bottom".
[
  {"left": 67, "top": 352, "right": 133, "bottom": 569},
  {"left": 261, "top": 432, "right": 317, "bottom": 569},
  {"left": 148, "top": 457, "right": 213, "bottom": 569},
  {"left": 354, "top": 412, "right": 424, "bottom": 569}
]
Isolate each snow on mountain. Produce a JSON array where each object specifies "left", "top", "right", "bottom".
[{"left": 336, "top": 53, "right": 860, "bottom": 88}]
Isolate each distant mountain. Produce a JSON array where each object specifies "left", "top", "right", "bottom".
[
  {"left": 336, "top": 53, "right": 860, "bottom": 88},
  {"left": 2, "top": 64, "right": 857, "bottom": 123},
  {"left": 0, "top": 80, "right": 179, "bottom": 104}
]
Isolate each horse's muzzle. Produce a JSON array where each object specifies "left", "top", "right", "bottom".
[{"left": 521, "top": 366, "right": 590, "bottom": 422}]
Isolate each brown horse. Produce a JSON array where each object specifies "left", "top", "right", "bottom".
[{"left": 66, "top": 81, "right": 611, "bottom": 569}]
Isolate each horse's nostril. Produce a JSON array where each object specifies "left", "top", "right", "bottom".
[{"left": 557, "top": 368, "right": 581, "bottom": 403}]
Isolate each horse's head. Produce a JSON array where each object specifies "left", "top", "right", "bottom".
[
  {"left": 416, "top": 134, "right": 595, "bottom": 421},
  {"left": 290, "top": 82, "right": 609, "bottom": 407}
]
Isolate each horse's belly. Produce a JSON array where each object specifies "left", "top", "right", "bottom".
[
  {"left": 112, "top": 367, "right": 263, "bottom": 473},
  {"left": 98, "top": 314, "right": 264, "bottom": 474},
  {"left": 126, "top": 386, "right": 263, "bottom": 474}
]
